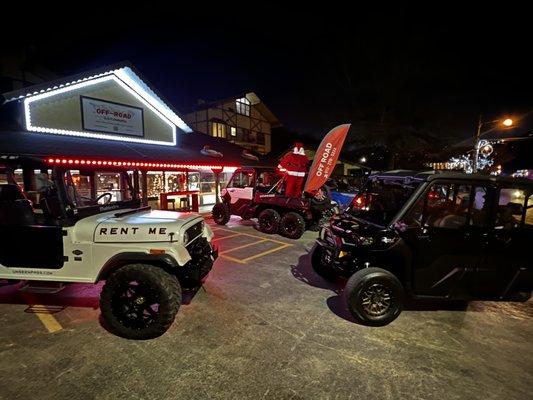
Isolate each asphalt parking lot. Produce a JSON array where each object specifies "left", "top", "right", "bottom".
[{"left": 0, "top": 216, "right": 532, "bottom": 400}]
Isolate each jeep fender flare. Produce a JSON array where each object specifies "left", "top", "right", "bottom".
[{"left": 97, "top": 252, "right": 180, "bottom": 282}]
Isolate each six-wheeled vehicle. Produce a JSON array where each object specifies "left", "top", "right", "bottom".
[
  {"left": 312, "top": 171, "right": 533, "bottom": 326},
  {"left": 212, "top": 167, "right": 335, "bottom": 239},
  {"left": 0, "top": 157, "right": 217, "bottom": 339}
]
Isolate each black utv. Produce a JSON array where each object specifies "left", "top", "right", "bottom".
[{"left": 312, "top": 171, "right": 533, "bottom": 326}]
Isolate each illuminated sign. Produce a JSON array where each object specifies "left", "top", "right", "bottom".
[{"left": 81, "top": 96, "right": 144, "bottom": 137}]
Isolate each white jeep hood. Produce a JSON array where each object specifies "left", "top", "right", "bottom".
[{"left": 73, "top": 209, "right": 204, "bottom": 243}]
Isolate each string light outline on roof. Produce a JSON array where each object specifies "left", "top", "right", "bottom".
[
  {"left": 13, "top": 67, "right": 193, "bottom": 134},
  {"left": 23, "top": 74, "right": 178, "bottom": 146},
  {"left": 114, "top": 68, "right": 192, "bottom": 133}
]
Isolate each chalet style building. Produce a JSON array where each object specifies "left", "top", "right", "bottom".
[{"left": 183, "top": 92, "right": 280, "bottom": 155}]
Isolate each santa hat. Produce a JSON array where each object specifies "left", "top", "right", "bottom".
[{"left": 293, "top": 142, "right": 305, "bottom": 155}]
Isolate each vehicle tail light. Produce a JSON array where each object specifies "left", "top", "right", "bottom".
[
  {"left": 351, "top": 194, "right": 366, "bottom": 209},
  {"left": 428, "top": 190, "right": 439, "bottom": 201}
]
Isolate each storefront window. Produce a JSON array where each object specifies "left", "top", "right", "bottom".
[
  {"left": 188, "top": 172, "right": 200, "bottom": 191},
  {"left": 200, "top": 171, "right": 216, "bottom": 205},
  {"left": 197, "top": 171, "right": 232, "bottom": 206},
  {"left": 147, "top": 171, "right": 164, "bottom": 198},
  {"left": 164, "top": 171, "right": 187, "bottom": 192}
]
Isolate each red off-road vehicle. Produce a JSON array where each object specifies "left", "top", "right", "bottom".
[{"left": 212, "top": 167, "right": 335, "bottom": 239}]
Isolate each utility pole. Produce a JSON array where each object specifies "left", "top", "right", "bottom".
[{"left": 472, "top": 115, "right": 482, "bottom": 173}]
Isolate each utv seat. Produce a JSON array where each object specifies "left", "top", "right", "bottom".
[
  {"left": 0, "top": 184, "right": 36, "bottom": 226},
  {"left": 0, "top": 184, "right": 25, "bottom": 201},
  {"left": 496, "top": 203, "right": 523, "bottom": 229}
]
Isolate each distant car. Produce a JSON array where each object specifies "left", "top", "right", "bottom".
[
  {"left": 325, "top": 177, "right": 360, "bottom": 209},
  {"left": 312, "top": 171, "right": 533, "bottom": 326}
]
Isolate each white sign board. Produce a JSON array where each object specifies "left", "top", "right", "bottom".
[{"left": 81, "top": 96, "right": 144, "bottom": 137}]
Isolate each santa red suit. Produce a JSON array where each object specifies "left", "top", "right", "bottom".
[{"left": 278, "top": 142, "right": 309, "bottom": 197}]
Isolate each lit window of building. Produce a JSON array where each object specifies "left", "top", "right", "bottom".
[
  {"left": 212, "top": 122, "right": 226, "bottom": 138},
  {"left": 230, "top": 126, "right": 237, "bottom": 136},
  {"left": 236, "top": 97, "right": 250, "bottom": 116}
]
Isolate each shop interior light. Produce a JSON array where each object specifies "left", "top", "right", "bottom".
[
  {"left": 45, "top": 157, "right": 234, "bottom": 171},
  {"left": 23, "top": 71, "right": 180, "bottom": 146}
]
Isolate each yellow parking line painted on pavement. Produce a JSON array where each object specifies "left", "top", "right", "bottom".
[
  {"left": 211, "top": 233, "right": 242, "bottom": 242},
  {"left": 214, "top": 227, "right": 292, "bottom": 246},
  {"left": 33, "top": 306, "right": 63, "bottom": 333},
  {"left": 219, "top": 254, "right": 247, "bottom": 264},
  {"left": 219, "top": 239, "right": 267, "bottom": 255},
  {"left": 240, "top": 243, "right": 292, "bottom": 263}
]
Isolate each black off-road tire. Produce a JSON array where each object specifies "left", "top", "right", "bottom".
[
  {"left": 311, "top": 245, "right": 337, "bottom": 282},
  {"left": 100, "top": 264, "right": 182, "bottom": 340},
  {"left": 212, "top": 203, "right": 230, "bottom": 225},
  {"left": 279, "top": 212, "right": 306, "bottom": 239},
  {"left": 344, "top": 267, "right": 404, "bottom": 327},
  {"left": 257, "top": 208, "right": 281, "bottom": 234}
]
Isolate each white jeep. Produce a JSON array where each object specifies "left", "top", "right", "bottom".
[{"left": 0, "top": 157, "right": 218, "bottom": 339}]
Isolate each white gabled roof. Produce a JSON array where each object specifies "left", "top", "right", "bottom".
[{"left": 2, "top": 62, "right": 193, "bottom": 134}]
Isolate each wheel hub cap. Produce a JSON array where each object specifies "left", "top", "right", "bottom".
[{"left": 361, "top": 283, "right": 392, "bottom": 317}]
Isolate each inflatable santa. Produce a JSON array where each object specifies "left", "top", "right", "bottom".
[{"left": 278, "top": 142, "right": 309, "bottom": 197}]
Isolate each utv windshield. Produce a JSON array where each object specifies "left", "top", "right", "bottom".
[{"left": 347, "top": 177, "right": 421, "bottom": 225}]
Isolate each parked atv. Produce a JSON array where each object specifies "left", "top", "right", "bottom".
[{"left": 212, "top": 167, "right": 335, "bottom": 239}]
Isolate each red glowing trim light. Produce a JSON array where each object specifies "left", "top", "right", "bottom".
[{"left": 45, "top": 157, "right": 234, "bottom": 170}]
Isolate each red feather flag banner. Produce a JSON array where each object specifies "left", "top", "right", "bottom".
[{"left": 303, "top": 123, "right": 351, "bottom": 194}]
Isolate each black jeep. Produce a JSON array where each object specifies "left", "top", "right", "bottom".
[{"left": 312, "top": 171, "right": 533, "bottom": 326}]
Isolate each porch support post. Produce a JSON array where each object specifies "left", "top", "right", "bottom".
[{"left": 141, "top": 170, "right": 148, "bottom": 206}]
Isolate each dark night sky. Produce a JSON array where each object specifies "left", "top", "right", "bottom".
[{"left": 4, "top": 5, "right": 533, "bottom": 147}]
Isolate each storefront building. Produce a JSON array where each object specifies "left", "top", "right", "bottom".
[{"left": 0, "top": 62, "right": 270, "bottom": 209}]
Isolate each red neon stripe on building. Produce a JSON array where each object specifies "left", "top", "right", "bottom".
[{"left": 45, "top": 157, "right": 232, "bottom": 170}]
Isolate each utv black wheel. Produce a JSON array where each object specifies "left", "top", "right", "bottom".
[
  {"left": 344, "top": 267, "right": 403, "bottom": 326},
  {"left": 279, "top": 212, "right": 306, "bottom": 239},
  {"left": 100, "top": 264, "right": 182, "bottom": 339},
  {"left": 257, "top": 208, "right": 281, "bottom": 234},
  {"left": 212, "top": 203, "right": 230, "bottom": 225},
  {"left": 311, "top": 245, "right": 336, "bottom": 282}
]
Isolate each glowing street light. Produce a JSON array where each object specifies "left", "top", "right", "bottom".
[
  {"left": 473, "top": 115, "right": 516, "bottom": 173},
  {"left": 359, "top": 156, "right": 367, "bottom": 163}
]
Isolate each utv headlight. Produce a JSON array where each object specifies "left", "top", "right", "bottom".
[{"left": 358, "top": 236, "right": 374, "bottom": 246}]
